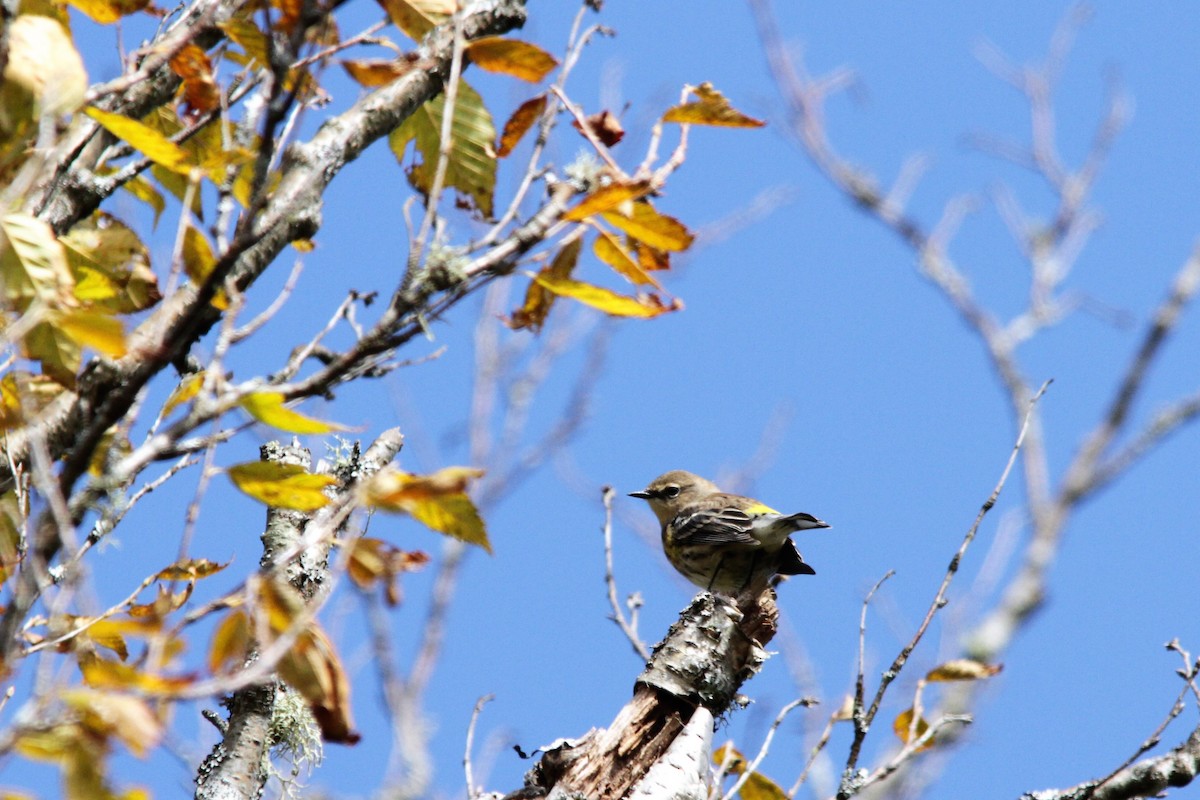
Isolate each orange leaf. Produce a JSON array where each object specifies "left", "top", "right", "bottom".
[
  {"left": 562, "top": 181, "right": 653, "bottom": 222},
  {"left": 208, "top": 610, "right": 250, "bottom": 674},
  {"left": 169, "top": 44, "right": 219, "bottom": 117},
  {"left": 341, "top": 58, "right": 411, "bottom": 87},
  {"left": 466, "top": 37, "right": 557, "bottom": 82},
  {"left": 156, "top": 557, "right": 229, "bottom": 581},
  {"left": 497, "top": 94, "right": 546, "bottom": 158},
  {"left": 662, "top": 82, "right": 766, "bottom": 128}
]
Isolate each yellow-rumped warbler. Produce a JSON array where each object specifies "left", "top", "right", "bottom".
[{"left": 630, "top": 470, "right": 829, "bottom": 595}]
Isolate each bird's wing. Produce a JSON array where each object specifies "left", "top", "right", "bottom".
[{"left": 670, "top": 507, "right": 760, "bottom": 547}]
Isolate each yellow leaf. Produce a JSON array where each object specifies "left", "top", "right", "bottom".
[
  {"left": 78, "top": 653, "right": 194, "bottom": 693},
  {"left": 532, "top": 273, "right": 682, "bottom": 319},
  {"left": 466, "top": 37, "right": 558, "bottom": 83},
  {"left": 893, "top": 708, "right": 935, "bottom": 751},
  {"left": 562, "top": 181, "right": 653, "bottom": 222},
  {"left": 87, "top": 427, "right": 131, "bottom": 477},
  {"left": 925, "top": 659, "right": 1003, "bottom": 682},
  {"left": 63, "top": 689, "right": 164, "bottom": 757},
  {"left": 21, "top": 319, "right": 81, "bottom": 387},
  {"left": 505, "top": 237, "right": 580, "bottom": 332},
  {"left": 600, "top": 202, "right": 694, "bottom": 251},
  {"left": 1, "top": 16, "right": 87, "bottom": 119},
  {"left": 593, "top": 230, "right": 661, "bottom": 288},
  {"left": 85, "top": 107, "right": 194, "bottom": 175},
  {"left": 208, "top": 610, "right": 250, "bottom": 674},
  {"left": 713, "top": 743, "right": 746, "bottom": 774},
  {"left": 181, "top": 224, "right": 227, "bottom": 309},
  {"left": 227, "top": 461, "right": 336, "bottom": 511},
  {"left": 360, "top": 466, "right": 491, "bottom": 552},
  {"left": 120, "top": 175, "right": 166, "bottom": 227},
  {"left": 55, "top": 308, "right": 127, "bottom": 358},
  {"left": 0, "top": 370, "right": 62, "bottom": 430},
  {"left": 61, "top": 213, "right": 160, "bottom": 313},
  {"left": 662, "top": 82, "right": 766, "bottom": 128},
  {"left": 496, "top": 94, "right": 546, "bottom": 158},
  {"left": 14, "top": 723, "right": 82, "bottom": 761},
  {"left": 239, "top": 391, "right": 347, "bottom": 434},
  {"left": 65, "top": 0, "right": 152, "bottom": 24},
  {"left": 740, "top": 773, "right": 788, "bottom": 800},
  {"left": 161, "top": 373, "right": 204, "bottom": 417},
  {"left": 375, "top": 0, "right": 450, "bottom": 41},
  {"left": 0, "top": 490, "right": 26, "bottom": 585},
  {"left": 218, "top": 18, "right": 270, "bottom": 68},
  {"left": 406, "top": 493, "right": 490, "bottom": 552}
]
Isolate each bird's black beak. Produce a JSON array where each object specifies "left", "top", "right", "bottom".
[{"left": 628, "top": 489, "right": 651, "bottom": 499}]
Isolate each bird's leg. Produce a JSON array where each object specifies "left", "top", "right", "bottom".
[
  {"left": 740, "top": 551, "right": 762, "bottom": 593},
  {"left": 707, "top": 557, "right": 727, "bottom": 592}
]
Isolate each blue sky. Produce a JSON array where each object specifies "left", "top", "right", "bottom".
[{"left": 24, "top": 1, "right": 1200, "bottom": 797}]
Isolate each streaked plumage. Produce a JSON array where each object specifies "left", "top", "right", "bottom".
[{"left": 630, "top": 470, "right": 829, "bottom": 595}]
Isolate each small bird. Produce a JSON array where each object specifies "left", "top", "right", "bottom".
[{"left": 629, "top": 470, "right": 829, "bottom": 595}]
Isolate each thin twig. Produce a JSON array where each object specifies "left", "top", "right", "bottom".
[
  {"left": 464, "top": 693, "right": 495, "bottom": 799},
  {"left": 839, "top": 380, "right": 1051, "bottom": 797},
  {"left": 601, "top": 486, "right": 650, "bottom": 662},
  {"left": 721, "top": 698, "right": 815, "bottom": 800}
]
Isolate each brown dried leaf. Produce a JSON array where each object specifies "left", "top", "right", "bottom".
[{"left": 572, "top": 109, "right": 624, "bottom": 147}]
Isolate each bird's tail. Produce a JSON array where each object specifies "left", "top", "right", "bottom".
[
  {"left": 776, "top": 538, "right": 817, "bottom": 576},
  {"left": 782, "top": 511, "right": 830, "bottom": 531}
]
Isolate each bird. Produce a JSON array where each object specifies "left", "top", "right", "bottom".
[{"left": 629, "top": 470, "right": 829, "bottom": 595}]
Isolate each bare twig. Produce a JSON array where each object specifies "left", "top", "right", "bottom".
[
  {"left": 464, "top": 693, "right": 495, "bottom": 799},
  {"left": 601, "top": 486, "right": 650, "bottom": 662}
]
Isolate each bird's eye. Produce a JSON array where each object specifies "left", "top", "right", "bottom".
[{"left": 663, "top": 485, "right": 681, "bottom": 498}]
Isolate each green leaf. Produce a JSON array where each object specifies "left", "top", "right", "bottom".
[
  {"left": 389, "top": 79, "right": 496, "bottom": 217},
  {"left": 0, "top": 212, "right": 74, "bottom": 308}
]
